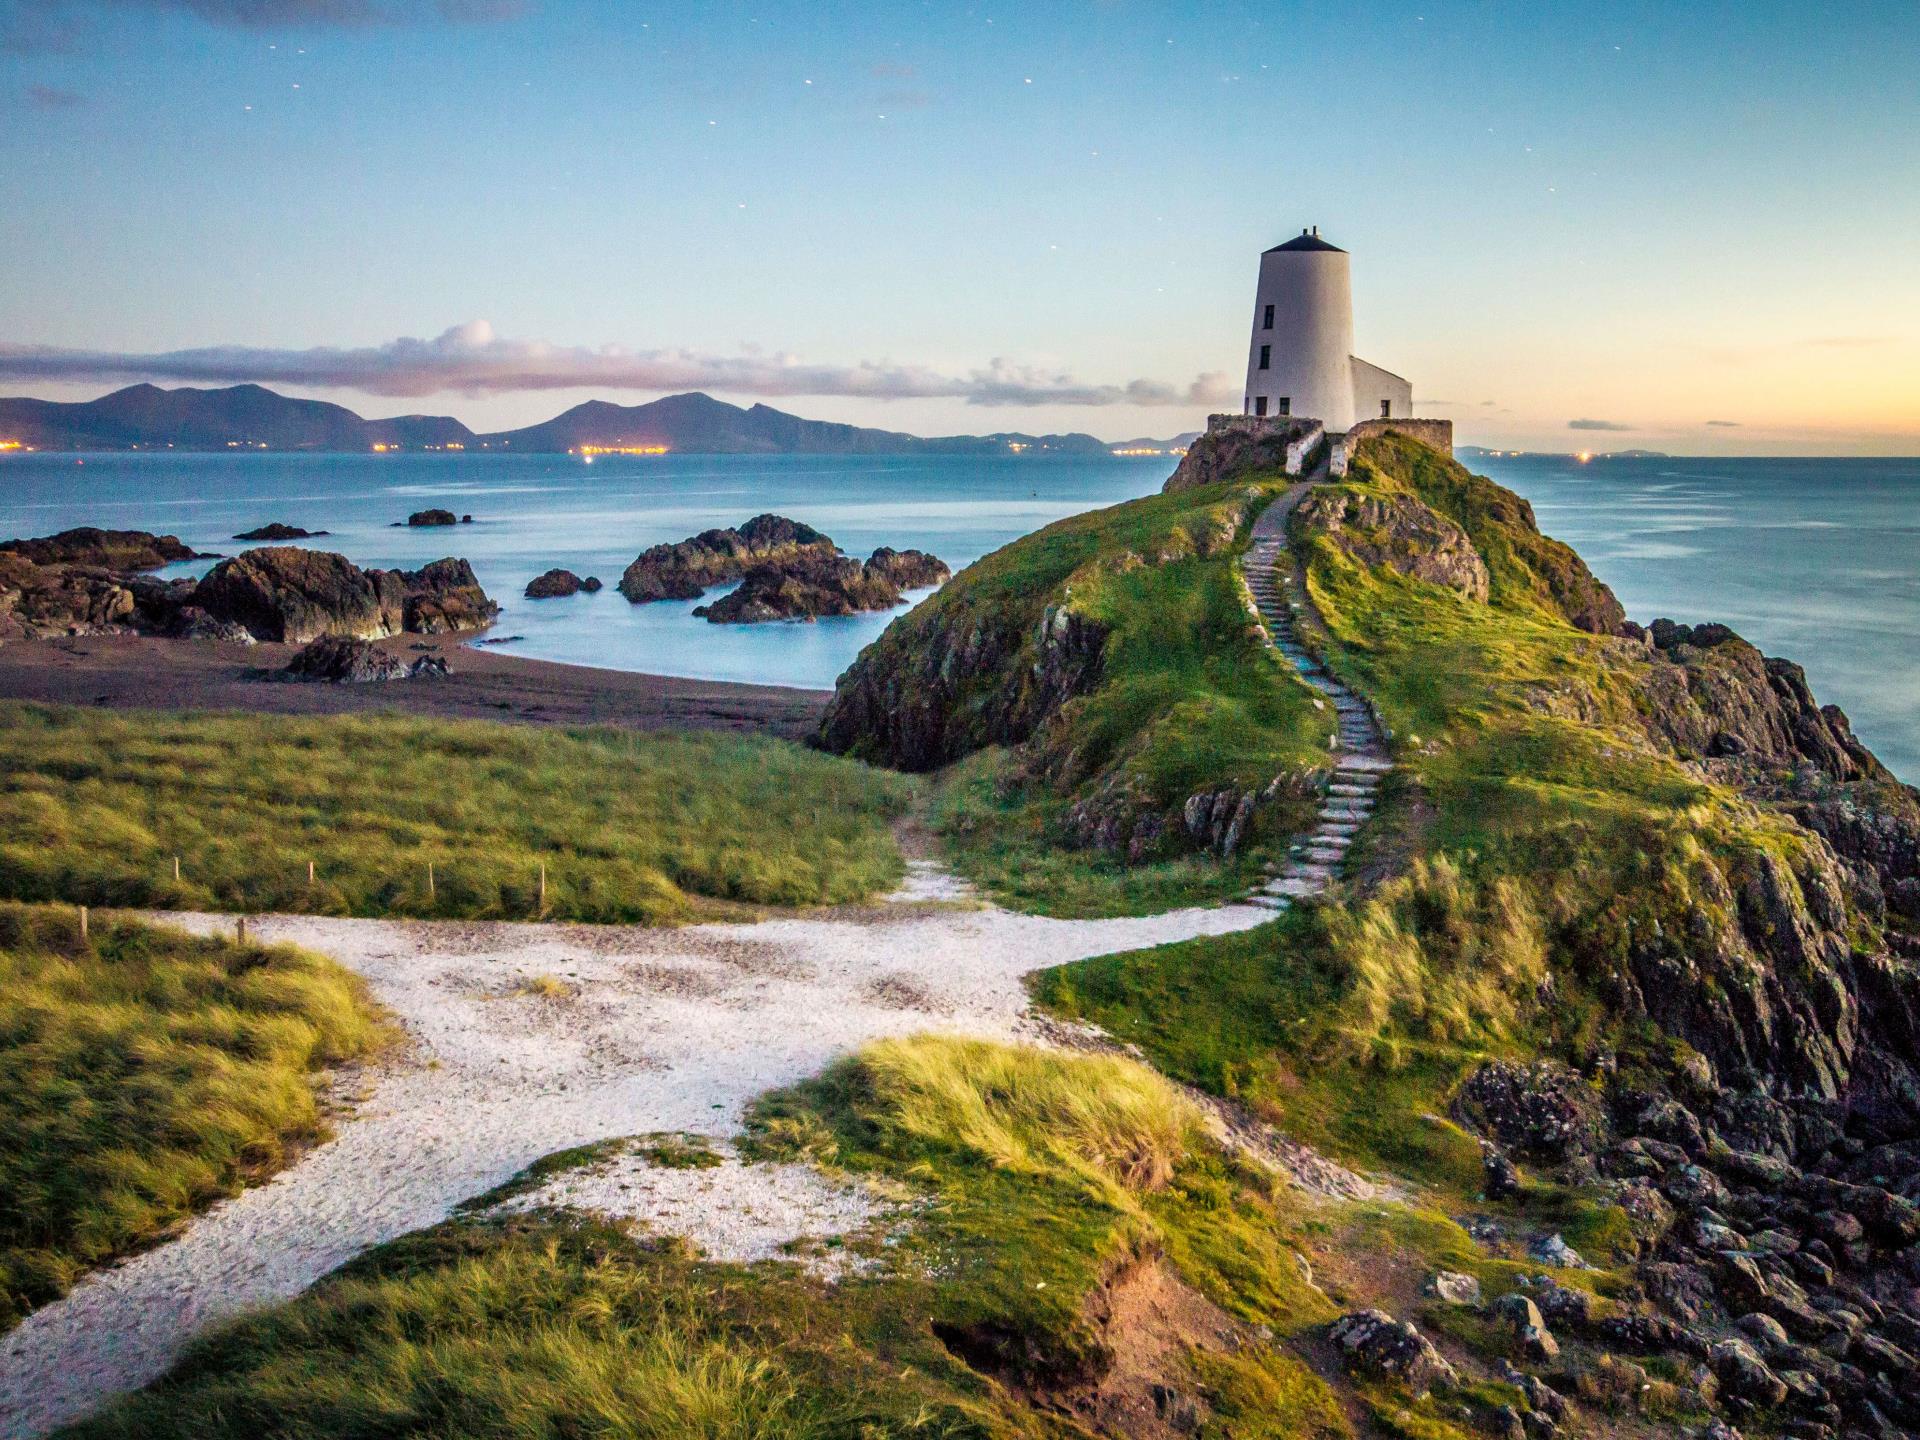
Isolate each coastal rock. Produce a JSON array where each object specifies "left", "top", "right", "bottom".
[
  {"left": 190, "top": 547, "right": 497, "bottom": 642},
  {"left": 524, "top": 569, "right": 602, "bottom": 599},
  {"left": 863, "top": 546, "right": 951, "bottom": 590},
  {"left": 394, "top": 557, "right": 499, "bottom": 633},
  {"left": 233, "top": 523, "right": 328, "bottom": 541},
  {"left": 0, "top": 554, "right": 139, "bottom": 637},
  {"left": 1326, "top": 1310, "right": 1457, "bottom": 1395},
  {"left": 406, "top": 509, "right": 458, "bottom": 527},
  {"left": 1162, "top": 418, "right": 1316, "bottom": 493},
  {"left": 693, "top": 550, "right": 901, "bottom": 624},
  {"left": 278, "top": 635, "right": 448, "bottom": 683},
  {"left": 0, "top": 527, "right": 200, "bottom": 570},
  {"left": 616, "top": 514, "right": 834, "bottom": 603},
  {"left": 192, "top": 547, "right": 403, "bottom": 642},
  {"left": 166, "top": 606, "right": 256, "bottom": 645}
]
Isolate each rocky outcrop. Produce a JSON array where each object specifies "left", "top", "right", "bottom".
[
  {"left": 1163, "top": 418, "right": 1315, "bottom": 493},
  {"left": 190, "top": 547, "right": 497, "bottom": 643},
  {"left": 0, "top": 527, "right": 201, "bottom": 570},
  {"left": 616, "top": 514, "right": 835, "bottom": 603},
  {"left": 1292, "top": 488, "right": 1490, "bottom": 602},
  {"left": 405, "top": 509, "right": 459, "bottom": 527},
  {"left": 0, "top": 553, "right": 140, "bottom": 638},
  {"left": 820, "top": 600, "right": 1110, "bottom": 771},
  {"left": 524, "top": 569, "right": 602, "bottom": 599},
  {"left": 1454, "top": 1061, "right": 1604, "bottom": 1163},
  {"left": 277, "top": 635, "right": 449, "bottom": 683},
  {"left": 862, "top": 547, "right": 951, "bottom": 590},
  {"left": 1326, "top": 1310, "right": 1457, "bottom": 1395},
  {"left": 394, "top": 557, "right": 498, "bottom": 634},
  {"left": 234, "top": 523, "right": 327, "bottom": 541},
  {"left": 693, "top": 547, "right": 949, "bottom": 625}
]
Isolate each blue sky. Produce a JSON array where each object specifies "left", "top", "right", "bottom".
[{"left": 2, "top": 0, "right": 1916, "bottom": 451}]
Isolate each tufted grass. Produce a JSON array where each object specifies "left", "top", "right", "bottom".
[
  {"left": 66, "top": 1036, "right": 1351, "bottom": 1439},
  {"left": 0, "top": 902, "right": 387, "bottom": 1330},
  {"left": 0, "top": 704, "right": 911, "bottom": 924}
]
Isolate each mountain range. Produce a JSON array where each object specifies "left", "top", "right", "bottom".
[{"left": 0, "top": 384, "right": 1196, "bottom": 457}]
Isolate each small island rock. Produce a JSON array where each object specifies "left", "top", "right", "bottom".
[
  {"left": 406, "top": 509, "right": 459, "bottom": 527},
  {"left": 0, "top": 527, "right": 201, "bottom": 570},
  {"left": 524, "top": 569, "right": 603, "bottom": 599},
  {"left": 234, "top": 523, "right": 328, "bottom": 541}
]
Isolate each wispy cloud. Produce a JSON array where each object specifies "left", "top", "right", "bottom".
[
  {"left": 24, "top": 82, "right": 86, "bottom": 106},
  {"left": 3, "top": 0, "right": 523, "bottom": 47},
  {"left": 1568, "top": 417, "right": 1634, "bottom": 432},
  {"left": 1705, "top": 419, "right": 1742, "bottom": 427},
  {"left": 0, "top": 321, "right": 1237, "bottom": 408}
]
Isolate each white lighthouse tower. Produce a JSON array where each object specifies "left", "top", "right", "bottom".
[{"left": 1242, "top": 227, "right": 1411, "bottom": 434}]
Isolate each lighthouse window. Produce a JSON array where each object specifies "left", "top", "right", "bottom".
[
  {"left": 1254, "top": 396, "right": 1268, "bottom": 417},
  {"left": 1262, "top": 304, "right": 1274, "bottom": 330},
  {"left": 1257, "top": 344, "right": 1270, "bottom": 371},
  {"left": 1380, "top": 400, "right": 1392, "bottom": 418},
  {"left": 1278, "top": 397, "right": 1290, "bottom": 416}
]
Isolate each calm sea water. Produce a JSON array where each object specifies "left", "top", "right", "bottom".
[{"left": 0, "top": 449, "right": 1912, "bottom": 780}]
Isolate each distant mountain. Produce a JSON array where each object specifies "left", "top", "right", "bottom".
[
  {"left": 480, "top": 392, "right": 1120, "bottom": 457},
  {"left": 0, "top": 384, "right": 474, "bottom": 452},
  {"left": 0, "top": 383, "right": 1181, "bottom": 456}
]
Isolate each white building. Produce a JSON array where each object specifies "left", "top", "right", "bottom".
[{"left": 1242, "top": 228, "right": 1411, "bottom": 433}]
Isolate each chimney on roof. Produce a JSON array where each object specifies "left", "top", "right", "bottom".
[{"left": 1311, "top": 225, "right": 1320, "bottom": 237}]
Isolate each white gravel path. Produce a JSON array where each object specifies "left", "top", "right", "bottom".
[{"left": 0, "top": 874, "right": 1272, "bottom": 1438}]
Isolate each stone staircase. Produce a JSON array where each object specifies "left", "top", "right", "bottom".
[{"left": 1241, "top": 487, "right": 1392, "bottom": 912}]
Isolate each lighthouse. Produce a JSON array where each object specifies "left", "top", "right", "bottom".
[{"left": 1242, "top": 227, "right": 1410, "bottom": 434}]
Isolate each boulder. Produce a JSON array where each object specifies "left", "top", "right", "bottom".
[
  {"left": 166, "top": 606, "right": 256, "bottom": 645},
  {"left": 524, "top": 568, "right": 602, "bottom": 599},
  {"left": 192, "top": 547, "right": 403, "bottom": 642},
  {"left": 1423, "top": 1271, "right": 1483, "bottom": 1306},
  {"left": 863, "top": 546, "right": 951, "bottom": 590},
  {"left": 0, "top": 526, "right": 201, "bottom": 569},
  {"left": 406, "top": 509, "right": 459, "bottom": 526},
  {"left": 1711, "top": 1337, "right": 1791, "bottom": 1407},
  {"left": 394, "top": 557, "right": 499, "bottom": 633},
  {"left": 1293, "top": 488, "right": 1491, "bottom": 603},
  {"left": 1492, "top": 1295, "right": 1560, "bottom": 1362},
  {"left": 233, "top": 523, "right": 327, "bottom": 541},
  {"left": 617, "top": 514, "right": 835, "bottom": 603},
  {"left": 1456, "top": 1061, "right": 1604, "bottom": 1162},
  {"left": 1326, "top": 1309, "right": 1457, "bottom": 1395},
  {"left": 279, "top": 635, "right": 448, "bottom": 683},
  {"left": 1527, "top": 1233, "right": 1591, "bottom": 1270},
  {"left": 0, "top": 554, "right": 139, "bottom": 638}
]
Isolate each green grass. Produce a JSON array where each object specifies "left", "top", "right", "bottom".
[
  {"left": 0, "top": 902, "right": 387, "bottom": 1330},
  {"left": 1033, "top": 433, "right": 1831, "bottom": 1240},
  {"left": 897, "top": 477, "right": 1332, "bottom": 914},
  {"left": 65, "top": 1037, "right": 1357, "bottom": 1440},
  {"left": 0, "top": 704, "right": 911, "bottom": 923}
]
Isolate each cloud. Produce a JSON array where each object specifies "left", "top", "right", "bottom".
[
  {"left": 0, "top": 322, "right": 1238, "bottom": 408},
  {"left": 1706, "top": 419, "right": 1742, "bottom": 427},
  {"left": 4, "top": 0, "right": 524, "bottom": 42},
  {"left": 24, "top": 82, "right": 86, "bottom": 106},
  {"left": 1568, "top": 417, "right": 1634, "bottom": 432}
]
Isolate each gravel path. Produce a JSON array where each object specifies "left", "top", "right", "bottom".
[{"left": 0, "top": 874, "right": 1272, "bottom": 1438}]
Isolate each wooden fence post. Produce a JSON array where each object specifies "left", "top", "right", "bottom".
[
  {"left": 173, "top": 854, "right": 181, "bottom": 883},
  {"left": 428, "top": 862, "right": 436, "bottom": 899},
  {"left": 308, "top": 860, "right": 316, "bottom": 887},
  {"left": 538, "top": 862, "right": 547, "bottom": 915},
  {"left": 78, "top": 904, "right": 88, "bottom": 941},
  {"left": 237, "top": 916, "right": 247, "bottom": 946}
]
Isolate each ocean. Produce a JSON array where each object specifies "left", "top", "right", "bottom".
[{"left": 0, "top": 448, "right": 1913, "bottom": 780}]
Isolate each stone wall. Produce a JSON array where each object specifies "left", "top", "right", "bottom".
[
  {"left": 1164, "top": 414, "right": 1318, "bottom": 492},
  {"left": 1328, "top": 418, "right": 1454, "bottom": 477}
]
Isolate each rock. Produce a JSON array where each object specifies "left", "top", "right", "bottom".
[
  {"left": 191, "top": 547, "right": 496, "bottom": 642},
  {"left": 617, "top": 514, "right": 835, "bottom": 603},
  {"left": 1711, "top": 1337, "right": 1790, "bottom": 1407},
  {"left": 1484, "top": 1142, "right": 1523, "bottom": 1201},
  {"left": 1527, "top": 1233, "right": 1590, "bottom": 1270},
  {"left": 1530, "top": 1277, "right": 1593, "bottom": 1328},
  {"left": 863, "top": 546, "right": 951, "bottom": 590},
  {"left": 166, "top": 606, "right": 256, "bottom": 645},
  {"left": 693, "top": 548, "right": 906, "bottom": 624},
  {"left": 1738, "top": 1312, "right": 1793, "bottom": 1351},
  {"left": 233, "top": 523, "right": 327, "bottom": 541},
  {"left": 1424, "top": 1271, "right": 1483, "bottom": 1306},
  {"left": 0, "top": 526, "right": 201, "bottom": 569},
  {"left": 1493, "top": 1295, "right": 1560, "bottom": 1361},
  {"left": 406, "top": 509, "right": 459, "bottom": 526},
  {"left": 524, "top": 568, "right": 602, "bottom": 599},
  {"left": 1162, "top": 417, "right": 1318, "bottom": 493},
  {"left": 1326, "top": 1309, "right": 1458, "bottom": 1395},
  {"left": 1456, "top": 1061, "right": 1604, "bottom": 1162},
  {"left": 0, "top": 553, "right": 140, "bottom": 638},
  {"left": 1293, "top": 487, "right": 1491, "bottom": 603},
  {"left": 278, "top": 636, "right": 448, "bottom": 683}
]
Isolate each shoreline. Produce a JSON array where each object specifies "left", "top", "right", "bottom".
[{"left": 0, "top": 633, "right": 827, "bottom": 739}]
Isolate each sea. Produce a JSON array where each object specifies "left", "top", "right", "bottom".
[{"left": 0, "top": 448, "right": 1913, "bottom": 780}]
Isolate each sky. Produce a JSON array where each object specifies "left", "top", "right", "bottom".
[{"left": 1, "top": 0, "right": 1917, "bottom": 454}]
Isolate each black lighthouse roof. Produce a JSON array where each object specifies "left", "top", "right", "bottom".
[{"left": 1266, "top": 227, "right": 1345, "bottom": 254}]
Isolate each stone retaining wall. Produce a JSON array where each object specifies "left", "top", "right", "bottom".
[{"left": 1329, "top": 418, "right": 1454, "bottom": 476}]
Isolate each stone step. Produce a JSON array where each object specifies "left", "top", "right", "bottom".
[
  {"left": 1263, "top": 876, "right": 1322, "bottom": 898},
  {"left": 1246, "top": 894, "right": 1291, "bottom": 911},
  {"left": 1328, "top": 778, "right": 1379, "bottom": 793}
]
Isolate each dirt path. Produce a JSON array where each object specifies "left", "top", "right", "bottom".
[{"left": 0, "top": 877, "right": 1273, "bottom": 1439}]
